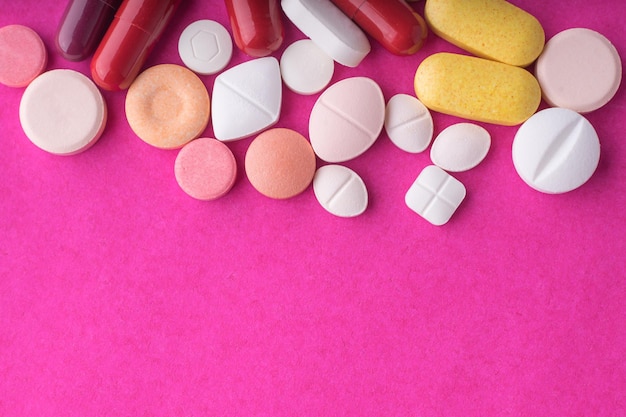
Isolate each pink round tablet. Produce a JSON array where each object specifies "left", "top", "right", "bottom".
[
  {"left": 0, "top": 24, "right": 47, "bottom": 87},
  {"left": 174, "top": 138, "right": 237, "bottom": 200},
  {"left": 536, "top": 28, "right": 622, "bottom": 113}
]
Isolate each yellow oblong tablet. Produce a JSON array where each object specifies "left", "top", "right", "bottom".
[
  {"left": 414, "top": 52, "right": 541, "bottom": 126},
  {"left": 425, "top": 0, "right": 544, "bottom": 67}
]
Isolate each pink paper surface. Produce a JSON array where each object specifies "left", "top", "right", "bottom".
[{"left": 1, "top": 1, "right": 625, "bottom": 416}]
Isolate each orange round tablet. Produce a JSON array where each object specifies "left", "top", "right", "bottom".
[
  {"left": 125, "top": 64, "right": 210, "bottom": 149},
  {"left": 245, "top": 128, "right": 316, "bottom": 199}
]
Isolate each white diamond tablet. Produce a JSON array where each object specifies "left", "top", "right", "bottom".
[
  {"left": 512, "top": 107, "right": 600, "bottom": 194},
  {"left": 309, "top": 77, "right": 385, "bottom": 162},
  {"left": 405, "top": 165, "right": 466, "bottom": 226},
  {"left": 280, "top": 39, "right": 334, "bottom": 95},
  {"left": 430, "top": 123, "right": 491, "bottom": 172},
  {"left": 178, "top": 20, "right": 233, "bottom": 75},
  {"left": 313, "top": 164, "right": 368, "bottom": 217},
  {"left": 384, "top": 93, "right": 433, "bottom": 153},
  {"left": 212, "top": 57, "right": 282, "bottom": 141},
  {"left": 281, "top": 0, "right": 371, "bottom": 67},
  {"left": 535, "top": 28, "right": 621, "bottom": 113},
  {"left": 19, "top": 69, "right": 107, "bottom": 155}
]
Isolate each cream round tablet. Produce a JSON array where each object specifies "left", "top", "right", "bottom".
[
  {"left": 178, "top": 20, "right": 232, "bottom": 75},
  {"left": 19, "top": 69, "right": 106, "bottom": 155},
  {"left": 245, "top": 128, "right": 316, "bottom": 199},
  {"left": 174, "top": 138, "right": 237, "bottom": 200},
  {"left": 536, "top": 28, "right": 621, "bottom": 113},
  {"left": 126, "top": 64, "right": 210, "bottom": 149},
  {"left": 280, "top": 39, "right": 334, "bottom": 95},
  {"left": 430, "top": 123, "right": 491, "bottom": 172},
  {"left": 313, "top": 164, "right": 368, "bottom": 217},
  {"left": 309, "top": 77, "right": 385, "bottom": 162},
  {"left": 512, "top": 108, "right": 600, "bottom": 194},
  {"left": 384, "top": 93, "right": 433, "bottom": 153},
  {"left": 0, "top": 24, "right": 47, "bottom": 87}
]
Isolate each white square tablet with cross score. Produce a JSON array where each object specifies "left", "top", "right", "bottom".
[{"left": 405, "top": 165, "right": 466, "bottom": 226}]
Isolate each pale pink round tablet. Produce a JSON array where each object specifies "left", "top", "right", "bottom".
[
  {"left": 536, "top": 28, "right": 622, "bottom": 113},
  {"left": 309, "top": 77, "right": 385, "bottom": 162},
  {"left": 0, "top": 24, "right": 47, "bottom": 87},
  {"left": 19, "top": 69, "right": 107, "bottom": 155},
  {"left": 245, "top": 128, "right": 316, "bottom": 199},
  {"left": 174, "top": 138, "right": 237, "bottom": 200}
]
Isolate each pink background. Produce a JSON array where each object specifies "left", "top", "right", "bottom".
[{"left": 1, "top": 1, "right": 625, "bottom": 416}]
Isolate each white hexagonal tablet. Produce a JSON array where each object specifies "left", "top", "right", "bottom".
[{"left": 178, "top": 20, "right": 233, "bottom": 75}]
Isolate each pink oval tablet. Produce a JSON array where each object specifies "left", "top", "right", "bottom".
[
  {"left": 174, "top": 138, "right": 237, "bottom": 200},
  {"left": 0, "top": 24, "right": 47, "bottom": 87},
  {"left": 536, "top": 28, "right": 622, "bottom": 113},
  {"left": 20, "top": 69, "right": 107, "bottom": 155},
  {"left": 309, "top": 77, "right": 385, "bottom": 163}
]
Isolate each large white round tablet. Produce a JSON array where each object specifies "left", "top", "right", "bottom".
[
  {"left": 178, "top": 20, "right": 233, "bottom": 75},
  {"left": 512, "top": 107, "right": 600, "bottom": 194},
  {"left": 280, "top": 39, "right": 334, "bottom": 95},
  {"left": 309, "top": 77, "right": 385, "bottom": 162},
  {"left": 281, "top": 0, "right": 371, "bottom": 67},
  {"left": 535, "top": 28, "right": 621, "bottom": 113},
  {"left": 384, "top": 93, "right": 433, "bottom": 153},
  {"left": 19, "top": 69, "right": 107, "bottom": 155},
  {"left": 313, "top": 164, "right": 368, "bottom": 217},
  {"left": 430, "top": 123, "right": 491, "bottom": 172},
  {"left": 212, "top": 57, "right": 282, "bottom": 141}
]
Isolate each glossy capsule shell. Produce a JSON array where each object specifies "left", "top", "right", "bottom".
[
  {"left": 415, "top": 53, "right": 541, "bottom": 126},
  {"left": 55, "top": 0, "right": 123, "bottom": 61},
  {"left": 90, "top": 0, "right": 181, "bottom": 91},
  {"left": 225, "top": 0, "right": 284, "bottom": 57},
  {"left": 330, "top": 0, "right": 427, "bottom": 55}
]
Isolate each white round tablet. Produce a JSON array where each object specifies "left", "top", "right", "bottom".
[
  {"left": 535, "top": 28, "right": 622, "bottom": 113},
  {"left": 430, "top": 123, "right": 491, "bottom": 172},
  {"left": 280, "top": 39, "right": 334, "bottom": 95},
  {"left": 178, "top": 20, "right": 233, "bottom": 75},
  {"left": 19, "top": 69, "right": 107, "bottom": 155},
  {"left": 313, "top": 164, "right": 368, "bottom": 217},
  {"left": 512, "top": 108, "right": 600, "bottom": 194},
  {"left": 384, "top": 93, "right": 433, "bottom": 153}
]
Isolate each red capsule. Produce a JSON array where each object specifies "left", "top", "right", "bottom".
[
  {"left": 225, "top": 0, "right": 284, "bottom": 57},
  {"left": 90, "top": 0, "right": 181, "bottom": 91},
  {"left": 56, "top": 0, "right": 123, "bottom": 61},
  {"left": 330, "top": 0, "right": 428, "bottom": 55}
]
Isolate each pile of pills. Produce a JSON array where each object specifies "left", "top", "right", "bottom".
[{"left": 0, "top": 0, "right": 622, "bottom": 225}]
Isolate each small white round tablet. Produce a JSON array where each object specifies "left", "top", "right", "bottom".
[
  {"left": 384, "top": 94, "right": 433, "bottom": 153},
  {"left": 280, "top": 39, "right": 334, "bottom": 95},
  {"left": 430, "top": 123, "right": 491, "bottom": 172},
  {"left": 19, "top": 69, "right": 107, "bottom": 155},
  {"left": 535, "top": 28, "right": 621, "bottom": 113},
  {"left": 313, "top": 164, "right": 368, "bottom": 217},
  {"left": 212, "top": 57, "right": 282, "bottom": 141},
  {"left": 512, "top": 108, "right": 600, "bottom": 194},
  {"left": 178, "top": 20, "right": 233, "bottom": 75}
]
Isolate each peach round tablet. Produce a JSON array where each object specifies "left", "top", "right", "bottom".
[
  {"left": 415, "top": 52, "right": 541, "bottom": 126},
  {"left": 245, "top": 128, "right": 316, "bottom": 199},
  {"left": 174, "top": 138, "right": 237, "bottom": 200},
  {"left": 309, "top": 77, "right": 385, "bottom": 162},
  {"left": 535, "top": 28, "right": 622, "bottom": 113},
  {"left": 0, "top": 24, "right": 47, "bottom": 87},
  {"left": 19, "top": 69, "right": 107, "bottom": 155},
  {"left": 425, "top": 0, "right": 544, "bottom": 67},
  {"left": 125, "top": 64, "right": 210, "bottom": 149}
]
